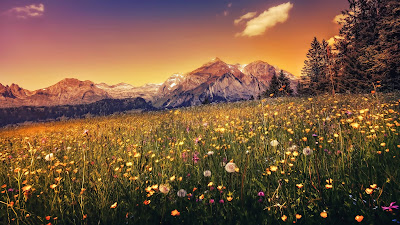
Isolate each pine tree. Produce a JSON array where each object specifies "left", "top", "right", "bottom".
[
  {"left": 278, "top": 70, "right": 293, "bottom": 96},
  {"left": 266, "top": 71, "right": 280, "bottom": 97}
]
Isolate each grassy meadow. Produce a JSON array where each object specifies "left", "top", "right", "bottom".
[{"left": 0, "top": 93, "right": 399, "bottom": 224}]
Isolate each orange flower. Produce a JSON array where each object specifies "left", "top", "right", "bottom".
[
  {"left": 365, "top": 188, "right": 373, "bottom": 194},
  {"left": 22, "top": 185, "right": 32, "bottom": 192},
  {"left": 295, "top": 214, "right": 302, "bottom": 219},
  {"left": 370, "top": 184, "right": 377, "bottom": 189},
  {"left": 355, "top": 215, "right": 364, "bottom": 222},
  {"left": 296, "top": 184, "right": 303, "bottom": 189},
  {"left": 325, "top": 184, "right": 333, "bottom": 189},
  {"left": 50, "top": 184, "right": 57, "bottom": 189},
  {"left": 171, "top": 209, "right": 180, "bottom": 216},
  {"left": 83, "top": 214, "right": 87, "bottom": 220},
  {"left": 110, "top": 202, "right": 117, "bottom": 209},
  {"left": 320, "top": 211, "right": 328, "bottom": 218},
  {"left": 1, "top": 184, "right": 6, "bottom": 188},
  {"left": 143, "top": 200, "right": 151, "bottom": 205},
  {"left": 46, "top": 216, "right": 51, "bottom": 220},
  {"left": 227, "top": 196, "right": 233, "bottom": 202},
  {"left": 281, "top": 215, "right": 287, "bottom": 221}
]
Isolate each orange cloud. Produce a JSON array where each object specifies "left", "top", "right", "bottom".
[
  {"left": 4, "top": 3, "right": 45, "bottom": 19},
  {"left": 234, "top": 12, "right": 257, "bottom": 25},
  {"left": 235, "top": 2, "right": 294, "bottom": 37},
  {"left": 333, "top": 14, "right": 347, "bottom": 24}
]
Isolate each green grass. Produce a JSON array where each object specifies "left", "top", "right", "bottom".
[{"left": 0, "top": 93, "right": 399, "bottom": 224}]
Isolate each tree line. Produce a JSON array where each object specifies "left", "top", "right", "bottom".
[{"left": 298, "top": 0, "right": 399, "bottom": 95}]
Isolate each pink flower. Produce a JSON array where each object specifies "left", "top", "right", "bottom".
[
  {"left": 209, "top": 199, "right": 214, "bottom": 204},
  {"left": 382, "top": 202, "right": 399, "bottom": 211},
  {"left": 258, "top": 191, "right": 265, "bottom": 197}
]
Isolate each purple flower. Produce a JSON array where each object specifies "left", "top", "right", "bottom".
[
  {"left": 312, "top": 134, "right": 318, "bottom": 137},
  {"left": 382, "top": 202, "right": 399, "bottom": 211},
  {"left": 258, "top": 191, "right": 265, "bottom": 197}
]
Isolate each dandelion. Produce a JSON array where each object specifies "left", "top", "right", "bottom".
[
  {"left": 355, "top": 215, "right": 364, "bottom": 222},
  {"left": 270, "top": 140, "right": 279, "bottom": 147},
  {"left": 225, "top": 162, "right": 237, "bottom": 173},
  {"left": 159, "top": 184, "right": 170, "bottom": 194},
  {"left": 303, "top": 147, "right": 313, "bottom": 156},
  {"left": 177, "top": 189, "right": 187, "bottom": 197},
  {"left": 171, "top": 209, "right": 180, "bottom": 216},
  {"left": 203, "top": 170, "right": 212, "bottom": 177}
]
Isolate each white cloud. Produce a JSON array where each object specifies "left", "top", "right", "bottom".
[
  {"left": 333, "top": 14, "right": 347, "bottom": 24},
  {"left": 4, "top": 3, "right": 45, "bottom": 19},
  {"left": 234, "top": 12, "right": 257, "bottom": 25},
  {"left": 235, "top": 2, "right": 294, "bottom": 37}
]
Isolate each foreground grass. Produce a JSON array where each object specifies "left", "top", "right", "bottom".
[{"left": 0, "top": 93, "right": 399, "bottom": 224}]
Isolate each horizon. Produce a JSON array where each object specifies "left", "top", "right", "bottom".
[{"left": 0, "top": 0, "right": 347, "bottom": 90}]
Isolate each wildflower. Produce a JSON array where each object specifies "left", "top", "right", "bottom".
[
  {"left": 382, "top": 202, "right": 399, "bottom": 211},
  {"left": 110, "top": 202, "right": 117, "bottom": 208},
  {"left": 302, "top": 147, "right": 313, "bottom": 156},
  {"left": 320, "top": 211, "right": 328, "bottom": 218},
  {"left": 209, "top": 199, "right": 214, "bottom": 204},
  {"left": 281, "top": 215, "right": 287, "bottom": 221},
  {"left": 203, "top": 170, "right": 212, "bottom": 177},
  {"left": 219, "top": 199, "right": 224, "bottom": 204},
  {"left": 22, "top": 185, "right": 32, "bottom": 192},
  {"left": 225, "top": 162, "right": 237, "bottom": 173},
  {"left": 258, "top": 191, "right": 265, "bottom": 197},
  {"left": 45, "top": 153, "right": 54, "bottom": 161},
  {"left": 207, "top": 151, "right": 214, "bottom": 156},
  {"left": 365, "top": 188, "right": 373, "bottom": 195},
  {"left": 287, "top": 145, "right": 298, "bottom": 152},
  {"left": 296, "top": 184, "right": 303, "bottom": 189},
  {"left": 50, "top": 184, "right": 57, "bottom": 189},
  {"left": 270, "top": 140, "right": 279, "bottom": 147},
  {"left": 227, "top": 196, "right": 233, "bottom": 201},
  {"left": 177, "top": 189, "right": 187, "bottom": 198},
  {"left": 355, "top": 215, "right": 364, "bottom": 222},
  {"left": 171, "top": 209, "right": 180, "bottom": 216},
  {"left": 143, "top": 200, "right": 151, "bottom": 205},
  {"left": 370, "top": 184, "right": 377, "bottom": 189},
  {"left": 296, "top": 214, "right": 302, "bottom": 219},
  {"left": 159, "top": 184, "right": 170, "bottom": 194},
  {"left": 192, "top": 152, "right": 200, "bottom": 163}
]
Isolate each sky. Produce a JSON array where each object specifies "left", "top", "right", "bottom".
[{"left": 0, "top": 0, "right": 348, "bottom": 90}]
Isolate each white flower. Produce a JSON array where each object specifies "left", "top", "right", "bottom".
[
  {"left": 270, "top": 140, "right": 279, "bottom": 147},
  {"left": 302, "top": 147, "right": 313, "bottom": 156},
  {"left": 207, "top": 151, "right": 214, "bottom": 156},
  {"left": 287, "top": 145, "right": 298, "bottom": 152},
  {"left": 203, "top": 170, "right": 212, "bottom": 177},
  {"left": 45, "top": 153, "right": 54, "bottom": 161},
  {"left": 159, "top": 184, "right": 170, "bottom": 194},
  {"left": 177, "top": 189, "right": 187, "bottom": 197},
  {"left": 225, "top": 162, "right": 237, "bottom": 173}
]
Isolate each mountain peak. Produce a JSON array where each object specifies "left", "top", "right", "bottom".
[{"left": 211, "top": 57, "right": 222, "bottom": 62}]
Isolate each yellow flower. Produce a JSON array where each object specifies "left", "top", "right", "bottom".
[
  {"left": 110, "top": 202, "right": 117, "bottom": 209},
  {"left": 320, "top": 211, "right": 328, "bottom": 218}
]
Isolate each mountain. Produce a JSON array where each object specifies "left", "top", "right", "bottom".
[
  {"left": 0, "top": 78, "right": 110, "bottom": 108},
  {"left": 0, "top": 58, "right": 298, "bottom": 110},
  {"left": 153, "top": 58, "right": 295, "bottom": 108},
  {"left": 96, "top": 82, "right": 160, "bottom": 101}
]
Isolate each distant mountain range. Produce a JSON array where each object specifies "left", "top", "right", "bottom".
[{"left": 0, "top": 58, "right": 298, "bottom": 109}]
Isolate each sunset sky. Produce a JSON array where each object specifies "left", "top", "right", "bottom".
[{"left": 0, "top": 0, "right": 348, "bottom": 90}]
